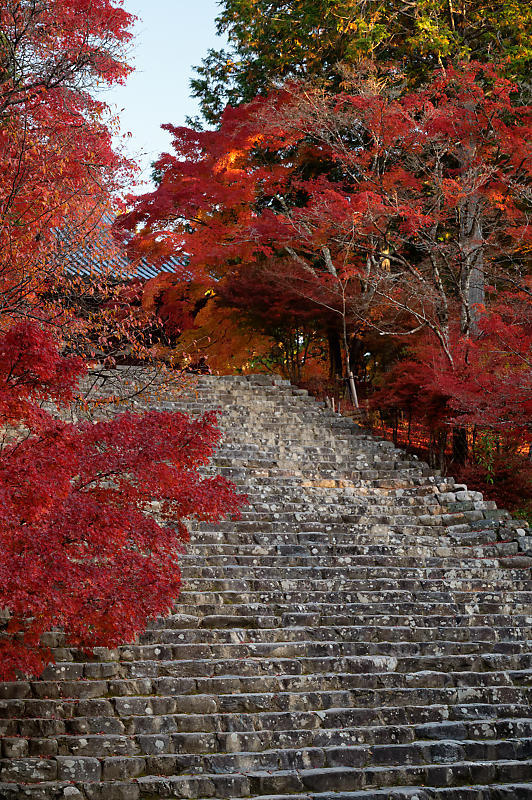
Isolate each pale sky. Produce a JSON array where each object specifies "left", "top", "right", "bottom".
[{"left": 102, "top": 0, "right": 225, "bottom": 190}]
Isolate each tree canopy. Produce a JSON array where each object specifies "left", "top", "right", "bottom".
[{"left": 191, "top": 0, "right": 532, "bottom": 124}]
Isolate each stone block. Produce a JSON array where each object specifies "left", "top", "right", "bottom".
[
  {"left": 56, "top": 757, "right": 101, "bottom": 782},
  {"left": 0, "top": 758, "right": 57, "bottom": 782},
  {"left": 1, "top": 739, "right": 28, "bottom": 759},
  {"left": 84, "top": 784, "right": 140, "bottom": 800},
  {"left": 101, "top": 757, "right": 145, "bottom": 781}
]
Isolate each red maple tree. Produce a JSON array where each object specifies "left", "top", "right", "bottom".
[
  {"left": 0, "top": 1, "right": 246, "bottom": 680},
  {"left": 0, "top": 322, "right": 244, "bottom": 680},
  {"left": 0, "top": 0, "right": 136, "bottom": 325},
  {"left": 119, "top": 61, "right": 531, "bottom": 414}
]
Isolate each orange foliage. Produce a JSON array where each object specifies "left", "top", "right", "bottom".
[{"left": 177, "top": 300, "right": 274, "bottom": 374}]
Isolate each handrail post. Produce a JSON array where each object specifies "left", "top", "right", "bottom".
[{"left": 348, "top": 371, "right": 359, "bottom": 409}]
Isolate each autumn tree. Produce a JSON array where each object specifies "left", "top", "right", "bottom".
[
  {"left": 369, "top": 283, "right": 532, "bottom": 503},
  {"left": 0, "top": 1, "right": 246, "bottom": 679},
  {"left": 191, "top": 0, "right": 532, "bottom": 124},
  {"left": 0, "top": 0, "right": 136, "bottom": 327},
  {"left": 116, "top": 103, "right": 362, "bottom": 388},
  {"left": 121, "top": 63, "right": 531, "bottom": 399},
  {"left": 0, "top": 321, "right": 244, "bottom": 680},
  {"left": 261, "top": 64, "right": 532, "bottom": 351}
]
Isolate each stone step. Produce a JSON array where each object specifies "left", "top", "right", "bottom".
[
  {"left": 192, "top": 522, "right": 450, "bottom": 537},
  {"left": 178, "top": 563, "right": 512, "bottom": 578},
  {"left": 4, "top": 740, "right": 532, "bottom": 786},
  {"left": 6, "top": 659, "right": 532, "bottom": 699},
  {"left": 175, "top": 590, "right": 532, "bottom": 607},
  {"left": 177, "top": 578, "right": 532, "bottom": 594},
  {"left": 183, "top": 545, "right": 514, "bottom": 567},
  {"left": 17, "top": 717, "right": 532, "bottom": 759},
  {"left": 114, "top": 628, "right": 532, "bottom": 657},
  {"left": 172, "top": 602, "right": 532, "bottom": 618},
  {"left": 137, "top": 624, "right": 532, "bottom": 646},
  {"left": 8, "top": 718, "right": 532, "bottom": 759},
  {"left": 179, "top": 553, "right": 509, "bottom": 572},
  {"left": 143, "top": 613, "right": 532, "bottom": 632},
  {"left": 142, "top": 787, "right": 532, "bottom": 800},
  {"left": 126, "top": 761, "right": 532, "bottom": 797},
  {"left": 7, "top": 665, "right": 532, "bottom": 706},
  {"left": 108, "top": 649, "right": 532, "bottom": 678},
  {"left": 3, "top": 678, "right": 532, "bottom": 714},
  {"left": 4, "top": 701, "right": 532, "bottom": 742},
  {"left": 47, "top": 638, "right": 532, "bottom": 666}
]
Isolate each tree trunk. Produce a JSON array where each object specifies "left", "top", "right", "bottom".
[
  {"left": 327, "top": 327, "right": 343, "bottom": 379},
  {"left": 459, "top": 187, "right": 485, "bottom": 336},
  {"left": 452, "top": 426, "right": 468, "bottom": 465},
  {"left": 349, "top": 337, "right": 364, "bottom": 380}
]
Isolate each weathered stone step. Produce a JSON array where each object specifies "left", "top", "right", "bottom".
[
  {"left": 0, "top": 775, "right": 492, "bottom": 798},
  {"left": 178, "top": 562, "right": 501, "bottom": 578},
  {"left": 17, "top": 657, "right": 532, "bottom": 698},
  {"left": 9, "top": 717, "right": 532, "bottom": 761},
  {"left": 43, "top": 611, "right": 527, "bottom": 650},
  {"left": 131, "top": 625, "right": 532, "bottom": 652},
  {"left": 5, "top": 665, "right": 532, "bottom": 707},
  {"left": 36, "top": 617, "right": 532, "bottom": 651},
  {"left": 176, "top": 590, "right": 532, "bottom": 608},
  {"left": 184, "top": 545, "right": 514, "bottom": 567},
  {"left": 13, "top": 662, "right": 532, "bottom": 704},
  {"left": 170, "top": 786, "right": 532, "bottom": 800},
  {"left": 173, "top": 601, "right": 532, "bottom": 619},
  {"left": 48, "top": 637, "right": 532, "bottom": 666},
  {"left": 192, "top": 522, "right": 450, "bottom": 538},
  {"left": 178, "top": 570, "right": 530, "bottom": 591},
  {"left": 137, "top": 623, "right": 532, "bottom": 646},
  {"left": 4, "top": 702, "right": 532, "bottom": 744},
  {"left": 223, "top": 470, "right": 428, "bottom": 487},
  {"left": 185, "top": 536, "right": 455, "bottom": 554},
  {"left": 97, "top": 649, "right": 532, "bottom": 679},
  {"left": 5, "top": 739, "right": 532, "bottom": 787},
  {"left": 184, "top": 539, "right": 520, "bottom": 562},
  {"left": 7, "top": 687, "right": 531, "bottom": 728},
  {"left": 178, "top": 578, "right": 532, "bottom": 594},
  {"left": 179, "top": 554, "right": 510, "bottom": 573},
  {"left": 135, "top": 760, "right": 532, "bottom": 797},
  {"left": 246, "top": 790, "right": 531, "bottom": 800}
]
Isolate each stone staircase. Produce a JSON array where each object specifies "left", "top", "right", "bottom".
[{"left": 1, "top": 373, "right": 531, "bottom": 800}]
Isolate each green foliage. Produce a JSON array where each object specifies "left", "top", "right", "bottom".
[
  {"left": 475, "top": 431, "right": 498, "bottom": 485},
  {"left": 515, "top": 507, "right": 532, "bottom": 528},
  {"left": 191, "top": 0, "right": 532, "bottom": 124}
]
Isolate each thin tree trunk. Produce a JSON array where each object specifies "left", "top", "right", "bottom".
[
  {"left": 341, "top": 297, "right": 359, "bottom": 409},
  {"left": 459, "top": 173, "right": 485, "bottom": 336}
]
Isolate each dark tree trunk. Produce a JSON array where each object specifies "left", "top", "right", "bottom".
[
  {"left": 327, "top": 327, "right": 343, "bottom": 379},
  {"left": 348, "top": 337, "right": 364, "bottom": 379},
  {"left": 452, "top": 426, "right": 468, "bottom": 465}
]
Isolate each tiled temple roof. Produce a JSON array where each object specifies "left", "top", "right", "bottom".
[{"left": 57, "top": 217, "right": 183, "bottom": 281}]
